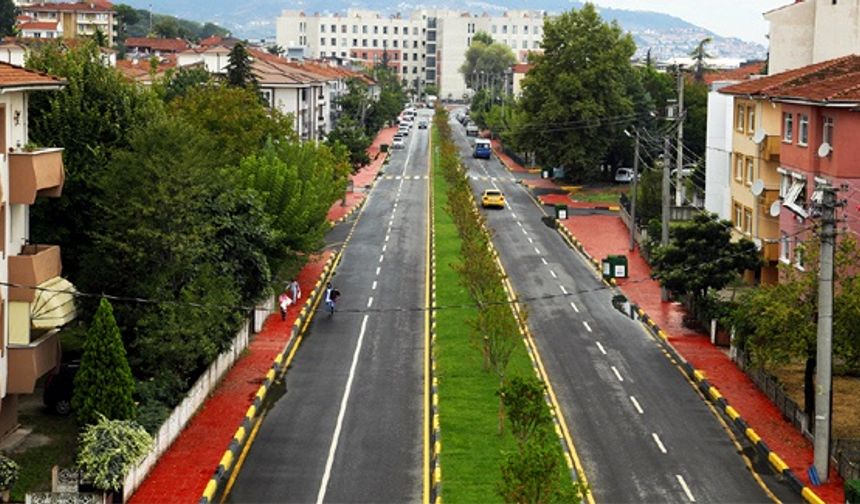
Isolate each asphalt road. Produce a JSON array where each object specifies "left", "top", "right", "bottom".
[
  {"left": 227, "top": 112, "right": 432, "bottom": 504},
  {"left": 450, "top": 111, "right": 799, "bottom": 503}
]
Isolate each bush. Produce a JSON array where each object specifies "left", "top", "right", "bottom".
[
  {"left": 0, "top": 456, "right": 19, "bottom": 491},
  {"left": 77, "top": 415, "right": 152, "bottom": 492},
  {"left": 847, "top": 479, "right": 860, "bottom": 504}
]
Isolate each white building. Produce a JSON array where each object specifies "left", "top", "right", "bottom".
[
  {"left": 704, "top": 81, "right": 738, "bottom": 220},
  {"left": 276, "top": 9, "right": 546, "bottom": 100},
  {"left": 765, "top": 0, "right": 860, "bottom": 74}
]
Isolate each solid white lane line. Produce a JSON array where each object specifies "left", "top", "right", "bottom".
[
  {"left": 629, "top": 396, "right": 644, "bottom": 415},
  {"left": 541, "top": 258, "right": 548, "bottom": 265},
  {"left": 550, "top": 270, "right": 557, "bottom": 279},
  {"left": 559, "top": 285, "right": 568, "bottom": 295},
  {"left": 367, "top": 297, "right": 374, "bottom": 308},
  {"left": 611, "top": 366, "right": 624, "bottom": 382},
  {"left": 372, "top": 281, "right": 377, "bottom": 290},
  {"left": 583, "top": 321, "right": 592, "bottom": 332},
  {"left": 652, "top": 433, "right": 667, "bottom": 454},
  {"left": 570, "top": 301, "right": 579, "bottom": 313},
  {"left": 376, "top": 267, "right": 381, "bottom": 276},
  {"left": 596, "top": 341, "right": 607, "bottom": 355},
  {"left": 379, "top": 255, "right": 384, "bottom": 263},
  {"left": 534, "top": 247, "right": 541, "bottom": 254},
  {"left": 316, "top": 314, "right": 370, "bottom": 504},
  {"left": 676, "top": 475, "right": 696, "bottom": 502}
]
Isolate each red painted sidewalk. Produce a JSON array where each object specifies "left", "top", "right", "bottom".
[
  {"left": 494, "top": 142, "right": 845, "bottom": 502},
  {"left": 131, "top": 126, "right": 394, "bottom": 503}
]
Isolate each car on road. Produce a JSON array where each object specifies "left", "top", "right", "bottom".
[
  {"left": 614, "top": 167, "right": 638, "bottom": 183},
  {"left": 392, "top": 136, "right": 405, "bottom": 149},
  {"left": 481, "top": 189, "right": 505, "bottom": 208},
  {"left": 398, "top": 125, "right": 410, "bottom": 136},
  {"left": 465, "top": 122, "right": 479, "bottom": 137},
  {"left": 473, "top": 138, "right": 492, "bottom": 159},
  {"left": 43, "top": 360, "right": 79, "bottom": 415},
  {"left": 459, "top": 114, "right": 470, "bottom": 125},
  {"left": 418, "top": 120, "right": 428, "bottom": 129}
]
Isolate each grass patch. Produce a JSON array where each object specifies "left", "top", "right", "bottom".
[
  {"left": 432, "top": 127, "right": 571, "bottom": 502},
  {"left": 572, "top": 184, "right": 629, "bottom": 203}
]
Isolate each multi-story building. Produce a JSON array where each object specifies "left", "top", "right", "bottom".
[
  {"left": 0, "top": 62, "right": 73, "bottom": 437},
  {"left": 765, "top": 0, "right": 860, "bottom": 75},
  {"left": 18, "top": 1, "right": 118, "bottom": 46},
  {"left": 276, "top": 9, "right": 545, "bottom": 100},
  {"left": 124, "top": 37, "right": 191, "bottom": 58}
]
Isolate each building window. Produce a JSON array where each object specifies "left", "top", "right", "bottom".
[
  {"left": 492, "top": 25, "right": 497, "bottom": 33},
  {"left": 735, "top": 155, "right": 744, "bottom": 182},
  {"left": 342, "top": 38, "right": 346, "bottom": 46},
  {"left": 413, "top": 41, "right": 418, "bottom": 48},
  {"left": 783, "top": 112, "right": 793, "bottom": 142},
  {"left": 533, "top": 41, "right": 540, "bottom": 49},
  {"left": 823, "top": 116, "right": 834, "bottom": 147},
  {"left": 413, "top": 27, "right": 418, "bottom": 35},
  {"left": 321, "top": 24, "right": 326, "bottom": 33},
  {"left": 734, "top": 202, "right": 743, "bottom": 230},
  {"left": 332, "top": 24, "right": 337, "bottom": 33},
  {"left": 352, "top": 38, "right": 358, "bottom": 46},
  {"left": 362, "top": 39, "right": 367, "bottom": 47},
  {"left": 320, "top": 37, "right": 326, "bottom": 46},
  {"left": 372, "top": 39, "right": 378, "bottom": 47},
  {"left": 383, "top": 26, "right": 387, "bottom": 34},
  {"left": 795, "top": 239, "right": 805, "bottom": 269},
  {"left": 502, "top": 25, "right": 508, "bottom": 34},
  {"left": 362, "top": 25, "right": 368, "bottom": 34},
  {"left": 352, "top": 25, "right": 358, "bottom": 34},
  {"left": 512, "top": 25, "right": 518, "bottom": 34},
  {"left": 373, "top": 26, "right": 378, "bottom": 34},
  {"left": 736, "top": 104, "right": 745, "bottom": 131},
  {"left": 522, "top": 40, "right": 527, "bottom": 49},
  {"left": 331, "top": 38, "right": 336, "bottom": 45},
  {"left": 743, "top": 208, "right": 752, "bottom": 235},
  {"left": 393, "top": 40, "right": 398, "bottom": 48},
  {"left": 746, "top": 157, "right": 754, "bottom": 185},
  {"left": 799, "top": 114, "right": 809, "bottom": 146},
  {"left": 394, "top": 27, "right": 399, "bottom": 34},
  {"left": 780, "top": 233, "right": 790, "bottom": 262},
  {"left": 747, "top": 107, "right": 756, "bottom": 134},
  {"left": 413, "top": 53, "right": 418, "bottom": 61},
  {"left": 524, "top": 25, "right": 529, "bottom": 34}
]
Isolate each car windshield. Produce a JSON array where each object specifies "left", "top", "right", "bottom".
[{"left": 485, "top": 190, "right": 502, "bottom": 197}]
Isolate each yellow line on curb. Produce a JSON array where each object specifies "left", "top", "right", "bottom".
[{"left": 423, "top": 122, "right": 432, "bottom": 504}]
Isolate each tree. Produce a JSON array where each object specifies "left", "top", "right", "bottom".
[
  {"left": 473, "top": 31, "right": 494, "bottom": 45},
  {"left": 77, "top": 415, "right": 152, "bottom": 493},
  {"left": 338, "top": 77, "right": 372, "bottom": 126},
  {"left": 498, "top": 431, "right": 579, "bottom": 504},
  {"left": 267, "top": 44, "right": 283, "bottom": 56},
  {"left": 91, "top": 28, "right": 109, "bottom": 48},
  {"left": 689, "top": 37, "right": 713, "bottom": 82},
  {"left": 460, "top": 38, "right": 516, "bottom": 91},
  {"left": 226, "top": 42, "right": 258, "bottom": 89},
  {"left": 423, "top": 83, "right": 439, "bottom": 97},
  {"left": 160, "top": 64, "right": 212, "bottom": 102},
  {"left": 326, "top": 115, "right": 371, "bottom": 169},
  {"left": 515, "top": 5, "right": 638, "bottom": 181},
  {"left": 366, "top": 65, "right": 407, "bottom": 132},
  {"left": 651, "top": 212, "right": 760, "bottom": 307},
  {"left": 683, "top": 79, "right": 708, "bottom": 159},
  {"left": 73, "top": 299, "right": 137, "bottom": 426},
  {"left": 0, "top": 0, "right": 17, "bottom": 38},
  {"left": 152, "top": 16, "right": 179, "bottom": 38},
  {"left": 499, "top": 377, "right": 552, "bottom": 444}
]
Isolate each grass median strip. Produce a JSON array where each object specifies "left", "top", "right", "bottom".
[{"left": 432, "top": 118, "right": 578, "bottom": 502}]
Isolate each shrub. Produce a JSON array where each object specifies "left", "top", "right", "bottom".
[
  {"left": 77, "top": 414, "right": 152, "bottom": 491},
  {"left": 846, "top": 479, "right": 860, "bottom": 504},
  {"left": 0, "top": 456, "right": 19, "bottom": 491}
]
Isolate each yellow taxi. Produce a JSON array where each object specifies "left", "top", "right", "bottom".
[{"left": 481, "top": 189, "right": 505, "bottom": 209}]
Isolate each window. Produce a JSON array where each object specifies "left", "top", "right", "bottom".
[
  {"left": 795, "top": 238, "right": 805, "bottom": 269},
  {"left": 535, "top": 25, "right": 541, "bottom": 35},
  {"left": 736, "top": 104, "right": 745, "bottom": 131},
  {"left": 492, "top": 25, "right": 497, "bottom": 33},
  {"left": 522, "top": 40, "right": 527, "bottom": 49},
  {"left": 413, "top": 53, "right": 418, "bottom": 61},
  {"left": 823, "top": 116, "right": 834, "bottom": 147},
  {"left": 320, "top": 37, "right": 326, "bottom": 46},
  {"left": 321, "top": 25, "right": 326, "bottom": 33},
  {"left": 524, "top": 25, "right": 529, "bottom": 34},
  {"left": 780, "top": 233, "right": 790, "bottom": 262},
  {"left": 746, "top": 158, "right": 754, "bottom": 185},
  {"left": 799, "top": 114, "right": 809, "bottom": 145},
  {"left": 747, "top": 107, "right": 756, "bottom": 134},
  {"left": 502, "top": 25, "right": 508, "bottom": 34},
  {"left": 382, "top": 26, "right": 387, "bottom": 34},
  {"left": 341, "top": 25, "right": 347, "bottom": 33},
  {"left": 512, "top": 25, "right": 518, "bottom": 34},
  {"left": 362, "top": 25, "right": 368, "bottom": 34},
  {"left": 533, "top": 41, "right": 540, "bottom": 49},
  {"left": 373, "top": 26, "right": 378, "bottom": 34},
  {"left": 394, "top": 27, "right": 399, "bottom": 34},
  {"left": 362, "top": 39, "right": 367, "bottom": 47},
  {"left": 783, "top": 112, "right": 793, "bottom": 142},
  {"left": 413, "top": 27, "right": 418, "bottom": 35},
  {"left": 735, "top": 155, "right": 744, "bottom": 182},
  {"left": 413, "top": 41, "right": 418, "bottom": 48},
  {"left": 743, "top": 208, "right": 752, "bottom": 235},
  {"left": 341, "top": 38, "right": 346, "bottom": 46},
  {"left": 331, "top": 38, "right": 336, "bottom": 46},
  {"left": 352, "top": 39, "right": 358, "bottom": 46},
  {"left": 372, "top": 39, "right": 377, "bottom": 47},
  {"left": 352, "top": 25, "right": 358, "bottom": 34},
  {"left": 734, "top": 203, "right": 743, "bottom": 230},
  {"left": 393, "top": 40, "right": 398, "bottom": 48}
]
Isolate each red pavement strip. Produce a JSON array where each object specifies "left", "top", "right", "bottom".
[
  {"left": 130, "top": 127, "right": 394, "bottom": 504},
  {"left": 493, "top": 141, "right": 845, "bottom": 503}
]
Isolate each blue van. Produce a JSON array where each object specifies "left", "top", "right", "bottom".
[{"left": 473, "top": 139, "right": 492, "bottom": 159}]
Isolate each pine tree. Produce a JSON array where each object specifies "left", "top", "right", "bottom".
[
  {"left": 0, "top": 0, "right": 16, "bottom": 38},
  {"left": 226, "top": 42, "right": 258, "bottom": 89},
  {"left": 73, "top": 298, "right": 137, "bottom": 426}
]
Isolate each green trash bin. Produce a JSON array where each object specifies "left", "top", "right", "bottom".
[
  {"left": 601, "top": 258, "right": 613, "bottom": 280},
  {"left": 608, "top": 254, "right": 629, "bottom": 279},
  {"left": 555, "top": 204, "right": 568, "bottom": 220}
]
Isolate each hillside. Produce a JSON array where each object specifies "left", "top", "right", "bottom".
[{"left": 118, "top": 0, "right": 765, "bottom": 60}]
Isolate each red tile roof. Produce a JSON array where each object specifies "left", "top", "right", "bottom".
[
  {"left": 704, "top": 61, "right": 766, "bottom": 85},
  {"left": 21, "top": 1, "right": 113, "bottom": 12},
  {"left": 0, "top": 61, "right": 64, "bottom": 88},
  {"left": 511, "top": 63, "right": 533, "bottom": 74},
  {"left": 116, "top": 58, "right": 176, "bottom": 82},
  {"left": 19, "top": 22, "right": 60, "bottom": 31},
  {"left": 720, "top": 54, "right": 860, "bottom": 104},
  {"left": 125, "top": 37, "right": 190, "bottom": 53}
]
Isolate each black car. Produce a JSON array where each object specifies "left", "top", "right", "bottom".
[{"left": 43, "top": 361, "right": 79, "bottom": 415}]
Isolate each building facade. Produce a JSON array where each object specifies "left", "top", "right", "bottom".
[
  {"left": 18, "top": 1, "right": 118, "bottom": 46},
  {"left": 0, "top": 62, "right": 73, "bottom": 437},
  {"left": 276, "top": 9, "right": 545, "bottom": 100}
]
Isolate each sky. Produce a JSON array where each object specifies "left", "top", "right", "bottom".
[{"left": 589, "top": 0, "right": 789, "bottom": 44}]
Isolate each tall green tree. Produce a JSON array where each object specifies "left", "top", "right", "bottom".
[
  {"left": 366, "top": 64, "right": 407, "bottom": 132},
  {"left": 0, "top": 0, "right": 17, "bottom": 37},
  {"left": 516, "top": 5, "right": 637, "bottom": 181},
  {"left": 73, "top": 299, "right": 137, "bottom": 426},
  {"left": 689, "top": 37, "right": 713, "bottom": 82},
  {"left": 326, "top": 115, "right": 371, "bottom": 169},
  {"left": 159, "top": 65, "right": 212, "bottom": 102},
  {"left": 460, "top": 37, "right": 516, "bottom": 91},
  {"left": 226, "top": 42, "right": 257, "bottom": 89}
]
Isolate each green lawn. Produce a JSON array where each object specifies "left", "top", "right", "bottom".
[
  {"left": 432, "top": 128, "right": 543, "bottom": 502},
  {"left": 573, "top": 185, "right": 629, "bottom": 203}
]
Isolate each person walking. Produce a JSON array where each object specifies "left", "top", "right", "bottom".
[
  {"left": 289, "top": 278, "right": 302, "bottom": 304},
  {"left": 278, "top": 291, "right": 292, "bottom": 321},
  {"left": 324, "top": 282, "right": 341, "bottom": 316}
]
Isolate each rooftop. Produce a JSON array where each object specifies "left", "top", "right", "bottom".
[
  {"left": 20, "top": 1, "right": 114, "bottom": 12},
  {"left": 125, "top": 37, "right": 190, "bottom": 53},
  {"left": 0, "top": 61, "right": 65, "bottom": 89}
]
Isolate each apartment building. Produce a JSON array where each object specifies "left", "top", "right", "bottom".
[
  {"left": 18, "top": 1, "right": 118, "bottom": 46},
  {"left": 766, "top": 0, "right": 860, "bottom": 75},
  {"left": 0, "top": 62, "right": 73, "bottom": 437},
  {"left": 276, "top": 9, "right": 545, "bottom": 100}
]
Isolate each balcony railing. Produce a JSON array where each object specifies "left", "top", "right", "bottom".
[
  {"left": 8, "top": 244, "right": 62, "bottom": 303},
  {"left": 7, "top": 330, "right": 61, "bottom": 394},
  {"left": 9, "top": 147, "right": 64, "bottom": 205}
]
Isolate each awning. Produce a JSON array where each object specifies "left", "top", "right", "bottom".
[
  {"left": 783, "top": 180, "right": 808, "bottom": 218},
  {"left": 31, "top": 276, "right": 77, "bottom": 329}
]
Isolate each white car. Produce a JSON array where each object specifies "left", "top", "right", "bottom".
[
  {"left": 392, "top": 137, "right": 405, "bottom": 149},
  {"left": 614, "top": 167, "right": 638, "bottom": 183}
]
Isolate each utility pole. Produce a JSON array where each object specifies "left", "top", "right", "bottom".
[
  {"left": 675, "top": 66, "right": 686, "bottom": 207},
  {"left": 814, "top": 184, "right": 837, "bottom": 481},
  {"left": 630, "top": 130, "right": 640, "bottom": 252},
  {"left": 661, "top": 136, "right": 671, "bottom": 302}
]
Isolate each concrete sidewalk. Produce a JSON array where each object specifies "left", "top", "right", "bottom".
[{"left": 492, "top": 142, "right": 845, "bottom": 503}]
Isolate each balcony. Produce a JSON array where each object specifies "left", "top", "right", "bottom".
[
  {"left": 763, "top": 242, "right": 781, "bottom": 262},
  {"left": 9, "top": 147, "right": 64, "bottom": 205},
  {"left": 8, "top": 244, "right": 62, "bottom": 303},
  {"left": 763, "top": 135, "right": 781, "bottom": 162},
  {"left": 7, "top": 330, "right": 60, "bottom": 394}
]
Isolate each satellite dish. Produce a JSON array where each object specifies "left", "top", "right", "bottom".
[
  {"left": 769, "top": 200, "right": 782, "bottom": 217},
  {"left": 751, "top": 179, "right": 765, "bottom": 197},
  {"left": 753, "top": 238, "right": 763, "bottom": 251},
  {"left": 818, "top": 142, "right": 832, "bottom": 158},
  {"left": 752, "top": 130, "right": 766, "bottom": 144}
]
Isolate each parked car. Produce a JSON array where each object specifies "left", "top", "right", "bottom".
[
  {"left": 459, "top": 114, "right": 470, "bottom": 125},
  {"left": 481, "top": 189, "right": 505, "bottom": 209},
  {"left": 392, "top": 136, "right": 405, "bottom": 149},
  {"left": 418, "top": 120, "right": 428, "bottom": 129},
  {"left": 614, "top": 167, "right": 638, "bottom": 184},
  {"left": 43, "top": 360, "right": 79, "bottom": 415},
  {"left": 465, "top": 122, "right": 479, "bottom": 137},
  {"left": 399, "top": 126, "right": 410, "bottom": 136}
]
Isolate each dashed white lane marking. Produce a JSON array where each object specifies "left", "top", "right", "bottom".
[
  {"left": 517, "top": 221, "right": 523, "bottom": 227},
  {"left": 375, "top": 267, "right": 381, "bottom": 276},
  {"left": 379, "top": 255, "right": 384, "bottom": 263},
  {"left": 629, "top": 396, "right": 644, "bottom": 414},
  {"left": 550, "top": 270, "right": 557, "bottom": 279},
  {"left": 372, "top": 281, "right": 377, "bottom": 290},
  {"left": 522, "top": 228, "right": 528, "bottom": 236},
  {"left": 559, "top": 285, "right": 568, "bottom": 295},
  {"left": 534, "top": 247, "right": 541, "bottom": 254},
  {"left": 583, "top": 321, "right": 592, "bottom": 333},
  {"left": 596, "top": 341, "right": 607, "bottom": 355},
  {"left": 541, "top": 258, "right": 548, "bottom": 265},
  {"left": 611, "top": 366, "right": 624, "bottom": 382},
  {"left": 382, "top": 244, "right": 387, "bottom": 253},
  {"left": 528, "top": 237, "right": 534, "bottom": 244},
  {"left": 676, "top": 475, "right": 696, "bottom": 502},
  {"left": 316, "top": 314, "right": 369, "bottom": 504},
  {"left": 570, "top": 301, "right": 579, "bottom": 313},
  {"left": 385, "top": 235, "right": 390, "bottom": 242},
  {"left": 652, "top": 433, "right": 667, "bottom": 454},
  {"left": 511, "top": 212, "right": 517, "bottom": 218},
  {"left": 367, "top": 296, "right": 374, "bottom": 308}
]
